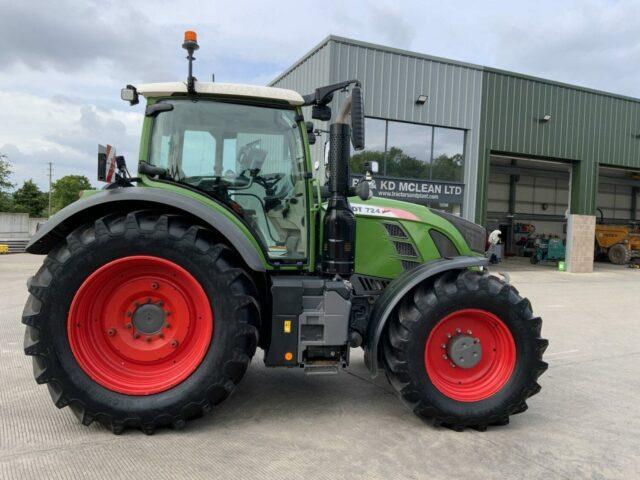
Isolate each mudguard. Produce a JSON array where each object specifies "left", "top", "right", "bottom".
[
  {"left": 363, "top": 256, "right": 489, "bottom": 377},
  {"left": 26, "top": 187, "right": 267, "bottom": 272}
]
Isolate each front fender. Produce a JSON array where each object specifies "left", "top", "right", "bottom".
[
  {"left": 26, "top": 187, "right": 267, "bottom": 272},
  {"left": 363, "top": 256, "right": 489, "bottom": 377}
]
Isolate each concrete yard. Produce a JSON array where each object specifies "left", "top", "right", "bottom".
[{"left": 1, "top": 253, "right": 639, "bottom": 479}]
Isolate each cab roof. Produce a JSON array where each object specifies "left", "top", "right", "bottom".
[{"left": 135, "top": 82, "right": 304, "bottom": 106}]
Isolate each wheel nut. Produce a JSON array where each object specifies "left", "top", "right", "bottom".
[
  {"left": 165, "top": 323, "right": 171, "bottom": 329},
  {"left": 456, "top": 328, "right": 461, "bottom": 333},
  {"left": 441, "top": 343, "right": 446, "bottom": 348},
  {"left": 134, "top": 333, "right": 140, "bottom": 339},
  {"left": 467, "top": 330, "right": 472, "bottom": 335},
  {"left": 442, "top": 354, "right": 448, "bottom": 360},
  {"left": 146, "top": 337, "right": 152, "bottom": 343},
  {"left": 126, "top": 311, "right": 133, "bottom": 317},
  {"left": 170, "top": 340, "right": 179, "bottom": 348},
  {"left": 157, "top": 301, "right": 164, "bottom": 307},
  {"left": 107, "top": 328, "right": 116, "bottom": 337},
  {"left": 151, "top": 282, "right": 159, "bottom": 290},
  {"left": 125, "top": 323, "right": 133, "bottom": 329}
]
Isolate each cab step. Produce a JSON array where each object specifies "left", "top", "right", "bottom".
[{"left": 303, "top": 364, "right": 340, "bottom": 375}]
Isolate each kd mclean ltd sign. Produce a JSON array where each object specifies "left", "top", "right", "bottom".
[{"left": 350, "top": 175, "right": 464, "bottom": 205}]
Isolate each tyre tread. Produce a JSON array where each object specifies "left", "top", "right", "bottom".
[
  {"left": 22, "top": 210, "right": 259, "bottom": 434},
  {"left": 382, "top": 270, "right": 547, "bottom": 431}
]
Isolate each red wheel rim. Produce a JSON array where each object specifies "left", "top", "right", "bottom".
[
  {"left": 68, "top": 256, "right": 213, "bottom": 395},
  {"left": 424, "top": 309, "right": 516, "bottom": 402}
]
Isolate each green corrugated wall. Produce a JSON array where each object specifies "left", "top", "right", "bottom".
[{"left": 476, "top": 68, "right": 640, "bottom": 223}]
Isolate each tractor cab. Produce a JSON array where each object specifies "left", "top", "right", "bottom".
[{"left": 137, "top": 84, "right": 312, "bottom": 261}]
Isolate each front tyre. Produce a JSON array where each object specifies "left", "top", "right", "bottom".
[
  {"left": 382, "top": 270, "right": 548, "bottom": 430},
  {"left": 23, "top": 211, "right": 260, "bottom": 434}
]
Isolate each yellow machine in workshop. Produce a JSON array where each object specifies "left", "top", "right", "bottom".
[{"left": 595, "top": 209, "right": 640, "bottom": 265}]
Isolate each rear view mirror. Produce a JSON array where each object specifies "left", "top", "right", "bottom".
[
  {"left": 350, "top": 86, "right": 365, "bottom": 150},
  {"left": 355, "top": 179, "right": 372, "bottom": 201}
]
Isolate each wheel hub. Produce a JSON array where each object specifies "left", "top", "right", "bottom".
[
  {"left": 425, "top": 309, "right": 516, "bottom": 402},
  {"left": 446, "top": 334, "right": 482, "bottom": 369},
  {"left": 67, "top": 256, "right": 213, "bottom": 395},
  {"left": 132, "top": 302, "right": 166, "bottom": 335}
]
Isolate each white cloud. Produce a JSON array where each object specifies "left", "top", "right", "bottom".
[{"left": 0, "top": 92, "right": 142, "bottom": 189}]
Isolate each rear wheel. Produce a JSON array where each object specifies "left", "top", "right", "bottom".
[
  {"left": 23, "top": 211, "right": 260, "bottom": 434},
  {"left": 608, "top": 243, "right": 630, "bottom": 265},
  {"left": 382, "top": 270, "right": 547, "bottom": 430}
]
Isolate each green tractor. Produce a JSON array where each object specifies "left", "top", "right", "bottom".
[{"left": 22, "top": 32, "right": 547, "bottom": 434}]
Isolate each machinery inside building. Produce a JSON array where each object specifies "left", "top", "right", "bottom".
[
  {"left": 486, "top": 156, "right": 571, "bottom": 263},
  {"left": 486, "top": 156, "right": 640, "bottom": 264}
]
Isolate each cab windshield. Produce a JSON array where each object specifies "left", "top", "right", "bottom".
[{"left": 148, "top": 99, "right": 308, "bottom": 260}]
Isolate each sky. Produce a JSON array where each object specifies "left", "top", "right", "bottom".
[{"left": 1, "top": 0, "right": 639, "bottom": 190}]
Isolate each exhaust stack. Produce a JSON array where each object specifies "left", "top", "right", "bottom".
[{"left": 322, "top": 101, "right": 356, "bottom": 275}]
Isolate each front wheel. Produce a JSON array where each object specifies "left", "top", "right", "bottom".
[
  {"left": 23, "top": 211, "right": 260, "bottom": 434},
  {"left": 382, "top": 270, "right": 547, "bottom": 430}
]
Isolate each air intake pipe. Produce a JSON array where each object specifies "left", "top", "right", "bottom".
[{"left": 322, "top": 97, "right": 356, "bottom": 275}]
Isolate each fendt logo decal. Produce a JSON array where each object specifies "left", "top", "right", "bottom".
[{"left": 350, "top": 203, "right": 419, "bottom": 221}]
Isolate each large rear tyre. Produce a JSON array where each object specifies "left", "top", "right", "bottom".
[
  {"left": 23, "top": 211, "right": 260, "bottom": 434},
  {"left": 382, "top": 270, "right": 547, "bottom": 430},
  {"left": 608, "top": 243, "right": 631, "bottom": 265}
]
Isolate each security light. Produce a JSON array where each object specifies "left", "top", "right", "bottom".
[
  {"left": 416, "top": 94, "right": 428, "bottom": 105},
  {"left": 541, "top": 114, "right": 552, "bottom": 122}
]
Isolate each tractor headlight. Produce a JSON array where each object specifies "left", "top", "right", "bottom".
[{"left": 430, "top": 209, "right": 487, "bottom": 254}]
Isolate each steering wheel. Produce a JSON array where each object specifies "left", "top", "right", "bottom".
[{"left": 260, "top": 172, "right": 285, "bottom": 190}]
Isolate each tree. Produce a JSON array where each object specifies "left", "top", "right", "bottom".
[
  {"left": 0, "top": 154, "right": 15, "bottom": 212},
  {"left": 13, "top": 179, "right": 47, "bottom": 217},
  {"left": 431, "top": 153, "right": 464, "bottom": 182},
  {"left": 350, "top": 147, "right": 429, "bottom": 179},
  {"left": 51, "top": 175, "right": 92, "bottom": 212}
]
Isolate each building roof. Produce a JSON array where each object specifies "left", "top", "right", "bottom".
[
  {"left": 271, "top": 35, "right": 640, "bottom": 104},
  {"left": 135, "top": 82, "right": 304, "bottom": 105}
]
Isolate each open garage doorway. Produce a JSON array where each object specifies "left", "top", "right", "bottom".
[
  {"left": 595, "top": 166, "right": 640, "bottom": 265},
  {"left": 485, "top": 154, "right": 571, "bottom": 267}
]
